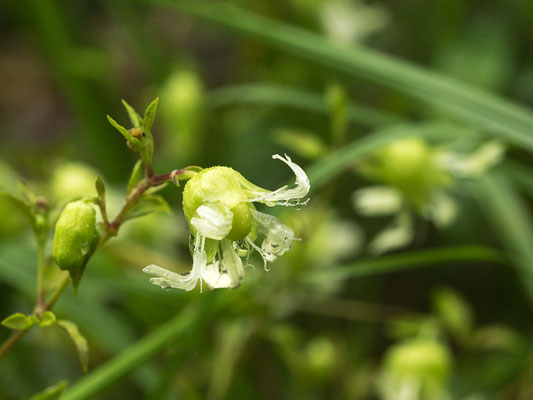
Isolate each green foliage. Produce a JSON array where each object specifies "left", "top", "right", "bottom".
[
  {"left": 57, "top": 320, "right": 89, "bottom": 372},
  {"left": 2, "top": 1, "right": 533, "bottom": 399},
  {"left": 30, "top": 380, "right": 68, "bottom": 400},
  {"left": 125, "top": 194, "right": 171, "bottom": 221},
  {"left": 1, "top": 313, "right": 39, "bottom": 330}
]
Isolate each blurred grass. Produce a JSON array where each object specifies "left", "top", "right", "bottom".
[{"left": 148, "top": 0, "right": 533, "bottom": 151}]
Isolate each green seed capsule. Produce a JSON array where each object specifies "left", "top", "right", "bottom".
[{"left": 53, "top": 201, "right": 98, "bottom": 288}]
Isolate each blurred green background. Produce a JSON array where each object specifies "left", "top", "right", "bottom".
[{"left": 1, "top": 0, "right": 533, "bottom": 399}]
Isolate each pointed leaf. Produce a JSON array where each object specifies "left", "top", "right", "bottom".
[
  {"left": 126, "top": 194, "right": 171, "bottom": 221},
  {"left": 121, "top": 99, "right": 143, "bottom": 128},
  {"left": 40, "top": 311, "right": 57, "bottom": 327},
  {"left": 95, "top": 177, "right": 105, "bottom": 199},
  {"left": 57, "top": 320, "right": 89, "bottom": 372},
  {"left": 143, "top": 97, "right": 159, "bottom": 133},
  {"left": 0, "top": 192, "right": 35, "bottom": 225},
  {"left": 17, "top": 181, "right": 37, "bottom": 205},
  {"left": 2, "top": 312, "right": 38, "bottom": 330},
  {"left": 30, "top": 380, "right": 68, "bottom": 400},
  {"left": 127, "top": 160, "right": 144, "bottom": 193},
  {"left": 107, "top": 115, "right": 132, "bottom": 141}
]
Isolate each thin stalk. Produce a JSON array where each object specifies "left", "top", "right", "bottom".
[
  {"left": 35, "top": 242, "right": 46, "bottom": 315},
  {"left": 0, "top": 168, "right": 192, "bottom": 361}
]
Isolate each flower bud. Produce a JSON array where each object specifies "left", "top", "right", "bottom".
[
  {"left": 53, "top": 201, "right": 98, "bottom": 289},
  {"left": 183, "top": 167, "right": 253, "bottom": 241},
  {"left": 363, "top": 137, "right": 450, "bottom": 208}
]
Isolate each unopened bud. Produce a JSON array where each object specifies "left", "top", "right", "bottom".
[{"left": 53, "top": 201, "right": 99, "bottom": 289}]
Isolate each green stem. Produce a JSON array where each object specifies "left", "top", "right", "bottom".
[
  {"left": 60, "top": 305, "right": 198, "bottom": 400},
  {"left": 0, "top": 168, "right": 193, "bottom": 362},
  {"left": 35, "top": 242, "right": 46, "bottom": 316}
]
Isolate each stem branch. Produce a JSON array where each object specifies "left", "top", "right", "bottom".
[{"left": 0, "top": 167, "right": 192, "bottom": 362}]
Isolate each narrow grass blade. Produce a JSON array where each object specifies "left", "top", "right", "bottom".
[
  {"left": 305, "top": 245, "right": 506, "bottom": 282},
  {"left": 477, "top": 171, "right": 533, "bottom": 298},
  {"left": 148, "top": 0, "right": 533, "bottom": 152},
  {"left": 209, "top": 83, "right": 403, "bottom": 127}
]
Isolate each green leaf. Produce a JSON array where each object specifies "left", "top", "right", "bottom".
[
  {"left": 127, "top": 160, "right": 144, "bottom": 193},
  {"left": 143, "top": 97, "right": 159, "bottom": 133},
  {"left": 58, "top": 320, "right": 89, "bottom": 372},
  {"left": 126, "top": 194, "right": 171, "bottom": 221},
  {"left": 477, "top": 171, "right": 533, "bottom": 301},
  {"left": 40, "top": 311, "right": 57, "bottom": 327},
  {"left": 158, "top": 1, "right": 533, "bottom": 152},
  {"left": 0, "top": 192, "right": 35, "bottom": 225},
  {"left": 106, "top": 115, "right": 141, "bottom": 150},
  {"left": 95, "top": 177, "right": 105, "bottom": 199},
  {"left": 31, "top": 380, "right": 68, "bottom": 400},
  {"left": 17, "top": 181, "right": 38, "bottom": 204},
  {"left": 2, "top": 312, "right": 38, "bottom": 330},
  {"left": 121, "top": 99, "right": 143, "bottom": 128}
]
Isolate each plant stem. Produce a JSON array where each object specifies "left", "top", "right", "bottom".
[
  {"left": 0, "top": 167, "right": 192, "bottom": 362},
  {"left": 35, "top": 242, "right": 46, "bottom": 316},
  {"left": 0, "top": 330, "right": 27, "bottom": 360}
]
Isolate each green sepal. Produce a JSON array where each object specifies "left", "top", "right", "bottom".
[
  {"left": 127, "top": 159, "right": 144, "bottom": 193},
  {"left": 1, "top": 312, "right": 39, "bottom": 330},
  {"left": 57, "top": 320, "right": 89, "bottom": 372},
  {"left": 121, "top": 99, "right": 142, "bottom": 128},
  {"left": 30, "top": 380, "right": 68, "bottom": 400},
  {"left": 143, "top": 97, "right": 159, "bottom": 134},
  {"left": 95, "top": 176, "right": 106, "bottom": 199}
]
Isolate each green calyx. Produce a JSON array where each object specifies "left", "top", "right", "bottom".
[
  {"left": 53, "top": 200, "right": 99, "bottom": 290},
  {"left": 183, "top": 166, "right": 254, "bottom": 241}
]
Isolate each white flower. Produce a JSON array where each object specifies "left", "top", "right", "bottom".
[{"left": 143, "top": 154, "right": 309, "bottom": 291}]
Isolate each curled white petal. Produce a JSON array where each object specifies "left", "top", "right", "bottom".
[
  {"left": 143, "top": 235, "right": 206, "bottom": 291},
  {"left": 202, "top": 261, "right": 233, "bottom": 289},
  {"left": 191, "top": 202, "right": 233, "bottom": 240},
  {"left": 221, "top": 239, "right": 245, "bottom": 287},
  {"left": 247, "top": 210, "right": 295, "bottom": 269},
  {"left": 248, "top": 154, "right": 310, "bottom": 206},
  {"left": 352, "top": 186, "right": 403, "bottom": 216}
]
